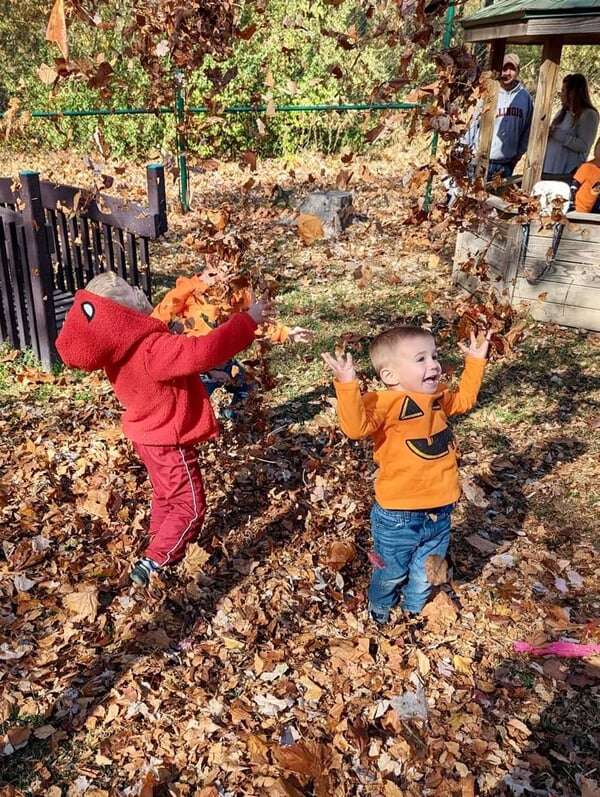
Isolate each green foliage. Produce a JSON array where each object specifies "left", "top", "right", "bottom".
[{"left": 0, "top": 0, "right": 439, "bottom": 157}]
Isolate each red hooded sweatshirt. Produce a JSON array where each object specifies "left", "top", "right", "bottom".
[{"left": 55, "top": 290, "right": 257, "bottom": 446}]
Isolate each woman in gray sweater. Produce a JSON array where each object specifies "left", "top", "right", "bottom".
[{"left": 543, "top": 73, "right": 599, "bottom": 181}]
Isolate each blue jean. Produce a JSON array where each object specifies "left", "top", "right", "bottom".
[
  {"left": 368, "top": 502, "right": 453, "bottom": 620},
  {"left": 200, "top": 359, "right": 253, "bottom": 419}
]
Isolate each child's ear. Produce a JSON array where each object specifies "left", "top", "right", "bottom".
[{"left": 379, "top": 366, "right": 395, "bottom": 386}]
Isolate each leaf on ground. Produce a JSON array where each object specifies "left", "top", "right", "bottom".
[
  {"left": 421, "top": 592, "right": 458, "bottom": 631},
  {"left": 62, "top": 587, "right": 99, "bottom": 623}
]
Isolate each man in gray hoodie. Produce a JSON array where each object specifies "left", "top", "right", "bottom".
[{"left": 465, "top": 53, "right": 533, "bottom": 180}]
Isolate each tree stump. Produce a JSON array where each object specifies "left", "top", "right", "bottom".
[{"left": 297, "top": 190, "right": 353, "bottom": 239}]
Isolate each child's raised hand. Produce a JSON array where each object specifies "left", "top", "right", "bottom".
[
  {"left": 459, "top": 329, "right": 492, "bottom": 359},
  {"left": 248, "top": 296, "right": 274, "bottom": 325},
  {"left": 287, "top": 326, "right": 314, "bottom": 344},
  {"left": 321, "top": 351, "right": 357, "bottom": 383}
]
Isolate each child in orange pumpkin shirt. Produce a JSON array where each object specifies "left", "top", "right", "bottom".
[
  {"left": 152, "top": 268, "right": 312, "bottom": 417},
  {"left": 572, "top": 138, "right": 600, "bottom": 213}
]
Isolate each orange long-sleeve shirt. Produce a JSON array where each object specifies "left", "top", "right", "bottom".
[
  {"left": 334, "top": 356, "right": 486, "bottom": 510},
  {"left": 151, "top": 275, "right": 289, "bottom": 343}
]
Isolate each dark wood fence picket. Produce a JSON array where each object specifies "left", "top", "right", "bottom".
[{"left": 0, "top": 164, "right": 167, "bottom": 369}]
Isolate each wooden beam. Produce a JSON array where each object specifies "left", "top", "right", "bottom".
[
  {"left": 476, "top": 39, "right": 506, "bottom": 179},
  {"left": 521, "top": 38, "right": 563, "bottom": 194},
  {"left": 463, "top": 22, "right": 528, "bottom": 42}
]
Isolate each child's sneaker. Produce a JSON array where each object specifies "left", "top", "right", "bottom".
[{"left": 130, "top": 557, "right": 161, "bottom": 587}]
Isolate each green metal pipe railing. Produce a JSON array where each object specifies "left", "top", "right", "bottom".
[
  {"left": 15, "top": 100, "right": 418, "bottom": 120},
  {"left": 12, "top": 101, "right": 419, "bottom": 212},
  {"left": 3, "top": 2, "right": 454, "bottom": 213}
]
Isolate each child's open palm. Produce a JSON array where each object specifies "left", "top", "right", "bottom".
[
  {"left": 321, "top": 351, "right": 357, "bottom": 382},
  {"left": 459, "top": 329, "right": 492, "bottom": 359}
]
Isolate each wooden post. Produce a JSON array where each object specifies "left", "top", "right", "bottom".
[
  {"left": 522, "top": 39, "right": 563, "bottom": 194},
  {"left": 146, "top": 164, "right": 168, "bottom": 236},
  {"left": 476, "top": 39, "right": 506, "bottom": 179},
  {"left": 19, "top": 171, "right": 57, "bottom": 370}
]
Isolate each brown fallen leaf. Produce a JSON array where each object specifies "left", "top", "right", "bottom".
[
  {"left": 465, "top": 533, "right": 497, "bottom": 554},
  {"left": 62, "top": 587, "right": 99, "bottom": 623},
  {"left": 421, "top": 592, "right": 458, "bottom": 632},
  {"left": 581, "top": 777, "right": 600, "bottom": 797},
  {"left": 7, "top": 725, "right": 31, "bottom": 750},
  {"left": 183, "top": 542, "right": 211, "bottom": 574},
  {"left": 297, "top": 213, "right": 324, "bottom": 245},
  {"left": 461, "top": 775, "right": 476, "bottom": 797},
  {"left": 246, "top": 733, "right": 270, "bottom": 764},
  {"left": 453, "top": 654, "right": 472, "bottom": 675},
  {"left": 461, "top": 477, "right": 488, "bottom": 508},
  {"left": 325, "top": 541, "right": 356, "bottom": 571},
  {"left": 424, "top": 554, "right": 447, "bottom": 585},
  {"left": 384, "top": 781, "right": 404, "bottom": 797}
]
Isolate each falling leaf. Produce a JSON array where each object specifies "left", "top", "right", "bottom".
[
  {"left": 297, "top": 213, "right": 324, "bottom": 245},
  {"left": 581, "top": 777, "right": 600, "bottom": 797},
  {"left": 14, "top": 574, "right": 36, "bottom": 592},
  {"left": 46, "top": 0, "right": 69, "bottom": 60},
  {"left": 241, "top": 150, "right": 258, "bottom": 171},
  {"left": 33, "top": 725, "right": 56, "bottom": 740},
  {"left": 424, "top": 554, "right": 447, "bottom": 585},
  {"left": 384, "top": 782, "right": 404, "bottom": 797},
  {"left": 37, "top": 63, "right": 59, "bottom": 86},
  {"left": 325, "top": 540, "right": 356, "bottom": 571},
  {"left": 365, "top": 123, "right": 385, "bottom": 144},
  {"left": 7, "top": 725, "right": 31, "bottom": 750},
  {"left": 465, "top": 533, "right": 497, "bottom": 554},
  {"left": 246, "top": 733, "right": 270, "bottom": 764},
  {"left": 183, "top": 542, "right": 211, "bottom": 573}
]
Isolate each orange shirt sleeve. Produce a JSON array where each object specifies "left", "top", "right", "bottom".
[
  {"left": 333, "top": 380, "right": 387, "bottom": 439},
  {"left": 439, "top": 355, "right": 486, "bottom": 416}
]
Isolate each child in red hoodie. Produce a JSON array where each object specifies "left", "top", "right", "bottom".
[{"left": 56, "top": 272, "right": 271, "bottom": 587}]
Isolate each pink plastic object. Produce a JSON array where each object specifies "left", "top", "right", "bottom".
[{"left": 514, "top": 641, "right": 600, "bottom": 658}]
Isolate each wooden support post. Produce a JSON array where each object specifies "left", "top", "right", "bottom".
[
  {"left": 476, "top": 39, "right": 506, "bottom": 179},
  {"left": 19, "top": 171, "right": 57, "bottom": 369},
  {"left": 522, "top": 38, "right": 563, "bottom": 194},
  {"left": 146, "top": 164, "right": 168, "bottom": 236}
]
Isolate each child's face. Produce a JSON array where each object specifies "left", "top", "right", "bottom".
[{"left": 379, "top": 336, "right": 442, "bottom": 394}]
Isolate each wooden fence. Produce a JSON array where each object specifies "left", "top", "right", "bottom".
[{"left": 0, "top": 164, "right": 167, "bottom": 368}]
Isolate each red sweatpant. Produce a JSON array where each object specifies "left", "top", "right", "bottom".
[{"left": 133, "top": 442, "right": 207, "bottom": 566}]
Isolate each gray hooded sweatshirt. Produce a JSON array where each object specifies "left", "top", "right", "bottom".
[{"left": 465, "top": 81, "right": 533, "bottom": 164}]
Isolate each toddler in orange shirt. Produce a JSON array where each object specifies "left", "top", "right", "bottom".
[
  {"left": 322, "top": 325, "right": 490, "bottom": 622},
  {"left": 572, "top": 139, "right": 600, "bottom": 213}
]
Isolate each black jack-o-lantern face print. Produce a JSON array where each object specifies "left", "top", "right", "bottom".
[
  {"left": 406, "top": 427, "right": 453, "bottom": 460},
  {"left": 398, "top": 396, "right": 424, "bottom": 420},
  {"left": 82, "top": 301, "right": 95, "bottom": 322}
]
